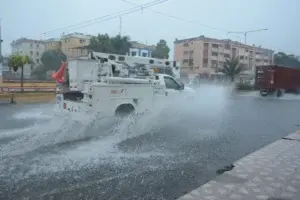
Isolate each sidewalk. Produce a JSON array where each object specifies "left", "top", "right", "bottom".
[{"left": 177, "top": 132, "right": 300, "bottom": 200}]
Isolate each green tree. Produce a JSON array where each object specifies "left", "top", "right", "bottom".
[
  {"left": 31, "top": 65, "right": 48, "bottom": 80},
  {"left": 88, "top": 34, "right": 112, "bottom": 53},
  {"left": 88, "top": 33, "right": 132, "bottom": 55},
  {"left": 152, "top": 39, "right": 170, "bottom": 59},
  {"left": 41, "top": 49, "right": 67, "bottom": 71},
  {"left": 110, "top": 35, "right": 132, "bottom": 55},
  {"left": 217, "top": 57, "right": 242, "bottom": 82},
  {"left": 8, "top": 54, "right": 32, "bottom": 92},
  {"left": 274, "top": 52, "right": 300, "bottom": 67}
]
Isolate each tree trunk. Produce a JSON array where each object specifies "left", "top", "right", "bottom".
[
  {"left": 230, "top": 76, "right": 235, "bottom": 82},
  {"left": 21, "top": 65, "right": 24, "bottom": 92}
]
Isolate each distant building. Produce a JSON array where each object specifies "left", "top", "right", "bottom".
[
  {"left": 11, "top": 38, "right": 45, "bottom": 65},
  {"left": 44, "top": 35, "right": 156, "bottom": 59},
  {"left": 11, "top": 38, "right": 46, "bottom": 77},
  {"left": 60, "top": 33, "right": 92, "bottom": 58},
  {"left": 174, "top": 35, "right": 274, "bottom": 76},
  {"left": 129, "top": 41, "right": 155, "bottom": 57}
]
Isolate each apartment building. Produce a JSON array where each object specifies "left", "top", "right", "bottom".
[
  {"left": 45, "top": 38, "right": 61, "bottom": 51},
  {"left": 174, "top": 35, "right": 274, "bottom": 76},
  {"left": 60, "top": 33, "right": 92, "bottom": 58},
  {"left": 129, "top": 41, "right": 155, "bottom": 57},
  {"left": 11, "top": 38, "right": 46, "bottom": 77},
  {"left": 11, "top": 38, "right": 45, "bottom": 65}
]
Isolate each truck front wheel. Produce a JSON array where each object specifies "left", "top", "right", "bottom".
[
  {"left": 260, "top": 89, "right": 269, "bottom": 97},
  {"left": 276, "top": 89, "right": 284, "bottom": 97}
]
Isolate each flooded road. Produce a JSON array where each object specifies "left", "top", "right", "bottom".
[{"left": 0, "top": 85, "right": 299, "bottom": 200}]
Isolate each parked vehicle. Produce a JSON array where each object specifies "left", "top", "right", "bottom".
[{"left": 255, "top": 65, "right": 300, "bottom": 97}]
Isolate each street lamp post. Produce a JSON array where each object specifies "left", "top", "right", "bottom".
[
  {"left": 227, "top": 28, "right": 268, "bottom": 45},
  {"left": 227, "top": 28, "right": 268, "bottom": 74}
]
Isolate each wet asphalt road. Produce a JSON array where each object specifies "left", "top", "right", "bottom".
[{"left": 0, "top": 86, "right": 300, "bottom": 200}]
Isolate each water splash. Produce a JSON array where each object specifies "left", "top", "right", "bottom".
[{"left": 1, "top": 84, "right": 232, "bottom": 180}]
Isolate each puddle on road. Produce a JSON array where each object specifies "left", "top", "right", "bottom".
[
  {"left": 0, "top": 85, "right": 231, "bottom": 180},
  {"left": 237, "top": 90, "right": 300, "bottom": 101}
]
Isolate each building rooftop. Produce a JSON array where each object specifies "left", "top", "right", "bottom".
[
  {"left": 61, "top": 32, "right": 93, "bottom": 40},
  {"left": 131, "top": 41, "right": 156, "bottom": 51},
  {"left": 174, "top": 35, "right": 274, "bottom": 53},
  {"left": 11, "top": 38, "right": 46, "bottom": 46},
  {"left": 45, "top": 38, "right": 61, "bottom": 42}
]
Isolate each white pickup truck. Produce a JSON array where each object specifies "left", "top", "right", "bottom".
[{"left": 55, "top": 52, "right": 196, "bottom": 118}]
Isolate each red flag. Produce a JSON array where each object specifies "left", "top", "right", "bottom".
[{"left": 52, "top": 62, "right": 67, "bottom": 83}]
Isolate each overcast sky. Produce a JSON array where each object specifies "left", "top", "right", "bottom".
[{"left": 1, "top": 0, "right": 299, "bottom": 58}]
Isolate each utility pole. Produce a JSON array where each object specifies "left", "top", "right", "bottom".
[
  {"left": 0, "top": 18, "right": 3, "bottom": 81},
  {"left": 227, "top": 28, "right": 268, "bottom": 44},
  {"left": 119, "top": 17, "right": 122, "bottom": 36},
  {"left": 0, "top": 19, "right": 2, "bottom": 62}
]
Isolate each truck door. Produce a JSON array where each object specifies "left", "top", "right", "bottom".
[{"left": 163, "top": 76, "right": 182, "bottom": 97}]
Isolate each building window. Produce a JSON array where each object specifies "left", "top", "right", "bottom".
[
  {"left": 204, "top": 43, "right": 209, "bottom": 48},
  {"left": 36, "top": 59, "right": 39, "bottom": 63},
  {"left": 183, "top": 43, "right": 189, "bottom": 47},
  {"left": 211, "top": 60, "right": 218, "bottom": 65},
  {"left": 189, "top": 50, "right": 194, "bottom": 55},
  {"left": 183, "top": 51, "right": 188, "bottom": 55},
  {"left": 240, "top": 56, "right": 244, "bottom": 60},
  {"left": 183, "top": 59, "right": 188, "bottom": 64},
  {"left": 224, "top": 43, "right": 231, "bottom": 50},
  {"left": 80, "top": 39, "right": 85, "bottom": 44},
  {"left": 142, "top": 52, "right": 148, "bottom": 57},
  {"left": 188, "top": 59, "right": 193, "bottom": 66},
  {"left": 30, "top": 51, "right": 33, "bottom": 56},
  {"left": 241, "top": 64, "right": 247, "bottom": 70},
  {"left": 30, "top": 44, "right": 33, "bottom": 48},
  {"left": 37, "top": 44, "right": 39, "bottom": 48},
  {"left": 211, "top": 60, "right": 218, "bottom": 69},
  {"left": 224, "top": 54, "right": 230, "bottom": 58},
  {"left": 131, "top": 52, "right": 137, "bottom": 56},
  {"left": 203, "top": 58, "right": 208, "bottom": 64},
  {"left": 36, "top": 52, "right": 39, "bottom": 56},
  {"left": 212, "top": 44, "right": 218, "bottom": 48},
  {"left": 211, "top": 52, "right": 218, "bottom": 57}
]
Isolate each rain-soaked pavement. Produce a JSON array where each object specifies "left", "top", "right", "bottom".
[{"left": 0, "top": 85, "right": 300, "bottom": 200}]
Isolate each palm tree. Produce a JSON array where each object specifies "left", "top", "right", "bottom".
[
  {"left": 8, "top": 54, "right": 32, "bottom": 92},
  {"left": 217, "top": 57, "right": 242, "bottom": 82}
]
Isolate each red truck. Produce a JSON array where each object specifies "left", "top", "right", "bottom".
[{"left": 255, "top": 65, "right": 300, "bottom": 97}]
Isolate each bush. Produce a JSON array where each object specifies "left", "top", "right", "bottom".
[{"left": 235, "top": 82, "right": 254, "bottom": 91}]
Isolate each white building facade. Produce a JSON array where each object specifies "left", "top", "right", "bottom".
[
  {"left": 129, "top": 41, "right": 155, "bottom": 57},
  {"left": 11, "top": 38, "right": 46, "bottom": 78}
]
